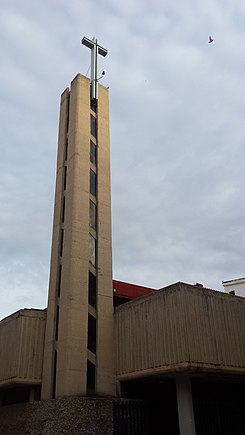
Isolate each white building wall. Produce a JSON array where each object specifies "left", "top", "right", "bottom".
[{"left": 222, "top": 278, "right": 245, "bottom": 297}]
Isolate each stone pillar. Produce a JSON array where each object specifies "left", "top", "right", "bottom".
[{"left": 176, "top": 375, "right": 196, "bottom": 435}]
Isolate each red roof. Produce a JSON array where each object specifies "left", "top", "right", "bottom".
[{"left": 113, "top": 279, "right": 156, "bottom": 301}]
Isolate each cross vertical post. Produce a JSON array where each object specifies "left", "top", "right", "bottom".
[{"left": 81, "top": 36, "right": 108, "bottom": 101}]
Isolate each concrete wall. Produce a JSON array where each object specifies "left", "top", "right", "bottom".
[
  {"left": 96, "top": 84, "right": 114, "bottom": 395},
  {"left": 42, "top": 74, "right": 115, "bottom": 399},
  {"left": 0, "top": 309, "right": 46, "bottom": 387},
  {"left": 41, "top": 86, "right": 70, "bottom": 399},
  {"left": 0, "top": 396, "right": 113, "bottom": 435},
  {"left": 115, "top": 282, "right": 245, "bottom": 380}
]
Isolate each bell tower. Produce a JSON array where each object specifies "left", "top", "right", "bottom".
[{"left": 41, "top": 38, "right": 115, "bottom": 398}]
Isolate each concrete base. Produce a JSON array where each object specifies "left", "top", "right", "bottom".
[{"left": 0, "top": 396, "right": 114, "bottom": 435}]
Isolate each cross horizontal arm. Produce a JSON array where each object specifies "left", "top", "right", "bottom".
[{"left": 81, "top": 37, "right": 108, "bottom": 57}]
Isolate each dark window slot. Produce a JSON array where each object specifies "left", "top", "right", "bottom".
[
  {"left": 60, "top": 229, "right": 64, "bottom": 257},
  {"left": 65, "top": 139, "right": 68, "bottom": 161},
  {"left": 90, "top": 114, "right": 97, "bottom": 138},
  {"left": 63, "top": 166, "right": 67, "bottom": 191},
  {"left": 89, "top": 235, "right": 96, "bottom": 266},
  {"left": 90, "top": 169, "right": 97, "bottom": 197},
  {"left": 90, "top": 141, "right": 97, "bottom": 166},
  {"left": 62, "top": 196, "right": 66, "bottom": 223},
  {"left": 52, "top": 350, "right": 57, "bottom": 399},
  {"left": 66, "top": 96, "right": 70, "bottom": 133},
  {"left": 57, "top": 264, "right": 62, "bottom": 297},
  {"left": 55, "top": 305, "right": 59, "bottom": 340},
  {"left": 89, "top": 200, "right": 96, "bottom": 231},
  {"left": 88, "top": 313, "right": 96, "bottom": 354},
  {"left": 89, "top": 271, "right": 97, "bottom": 309},
  {"left": 87, "top": 360, "right": 96, "bottom": 395}
]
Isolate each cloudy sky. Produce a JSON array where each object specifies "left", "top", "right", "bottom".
[{"left": 1, "top": 0, "right": 245, "bottom": 319}]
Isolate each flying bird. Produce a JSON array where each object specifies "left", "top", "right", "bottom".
[{"left": 208, "top": 36, "right": 213, "bottom": 43}]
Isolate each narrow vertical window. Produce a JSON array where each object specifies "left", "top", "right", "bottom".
[
  {"left": 57, "top": 264, "right": 62, "bottom": 297},
  {"left": 89, "top": 200, "right": 96, "bottom": 231},
  {"left": 87, "top": 360, "right": 96, "bottom": 395},
  {"left": 90, "top": 114, "right": 97, "bottom": 138},
  {"left": 90, "top": 99, "right": 97, "bottom": 113},
  {"left": 63, "top": 166, "right": 67, "bottom": 191},
  {"left": 60, "top": 229, "right": 64, "bottom": 257},
  {"left": 55, "top": 305, "right": 59, "bottom": 340},
  {"left": 90, "top": 169, "right": 96, "bottom": 197},
  {"left": 89, "top": 271, "right": 96, "bottom": 308},
  {"left": 62, "top": 196, "right": 66, "bottom": 223},
  {"left": 90, "top": 141, "right": 96, "bottom": 166},
  {"left": 52, "top": 350, "right": 57, "bottom": 399},
  {"left": 65, "top": 139, "right": 68, "bottom": 161},
  {"left": 89, "top": 235, "right": 96, "bottom": 266},
  {"left": 88, "top": 313, "right": 96, "bottom": 354},
  {"left": 66, "top": 97, "right": 70, "bottom": 133}
]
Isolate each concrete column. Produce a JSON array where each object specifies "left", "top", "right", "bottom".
[{"left": 176, "top": 375, "right": 196, "bottom": 435}]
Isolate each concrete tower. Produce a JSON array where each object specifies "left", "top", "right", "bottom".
[{"left": 41, "top": 39, "right": 115, "bottom": 399}]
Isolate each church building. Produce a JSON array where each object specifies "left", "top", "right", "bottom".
[{"left": 0, "top": 38, "right": 245, "bottom": 435}]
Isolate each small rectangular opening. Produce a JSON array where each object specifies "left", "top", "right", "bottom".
[
  {"left": 52, "top": 350, "right": 57, "bottom": 399},
  {"left": 89, "top": 200, "right": 96, "bottom": 231},
  {"left": 65, "top": 139, "right": 68, "bottom": 161},
  {"left": 90, "top": 169, "right": 97, "bottom": 197},
  {"left": 89, "top": 235, "right": 96, "bottom": 266},
  {"left": 57, "top": 264, "right": 62, "bottom": 297},
  {"left": 66, "top": 95, "right": 70, "bottom": 133},
  {"left": 62, "top": 196, "right": 66, "bottom": 223},
  {"left": 90, "top": 97, "right": 97, "bottom": 113},
  {"left": 90, "top": 114, "right": 97, "bottom": 138},
  {"left": 87, "top": 360, "right": 96, "bottom": 395},
  {"left": 88, "top": 313, "right": 96, "bottom": 354},
  {"left": 90, "top": 141, "right": 97, "bottom": 166},
  {"left": 89, "top": 271, "right": 96, "bottom": 309},
  {"left": 60, "top": 229, "right": 64, "bottom": 257},
  {"left": 55, "top": 305, "right": 59, "bottom": 340},
  {"left": 63, "top": 166, "right": 67, "bottom": 191}
]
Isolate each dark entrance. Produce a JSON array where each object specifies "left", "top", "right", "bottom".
[
  {"left": 118, "top": 376, "right": 245, "bottom": 435},
  {"left": 192, "top": 378, "right": 245, "bottom": 435},
  {"left": 118, "top": 379, "right": 180, "bottom": 435},
  {"left": 113, "top": 399, "right": 149, "bottom": 435},
  {"left": 0, "top": 385, "right": 41, "bottom": 406}
]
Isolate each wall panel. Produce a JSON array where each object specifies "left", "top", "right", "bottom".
[{"left": 115, "top": 283, "right": 245, "bottom": 379}]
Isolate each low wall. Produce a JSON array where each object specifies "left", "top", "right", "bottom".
[{"left": 0, "top": 396, "right": 114, "bottom": 435}]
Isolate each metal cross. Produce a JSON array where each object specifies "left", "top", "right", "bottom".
[{"left": 81, "top": 36, "right": 108, "bottom": 101}]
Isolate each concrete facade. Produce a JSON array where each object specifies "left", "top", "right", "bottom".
[
  {"left": 42, "top": 74, "right": 114, "bottom": 399},
  {"left": 0, "top": 309, "right": 46, "bottom": 388},
  {"left": 115, "top": 282, "right": 245, "bottom": 381}
]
